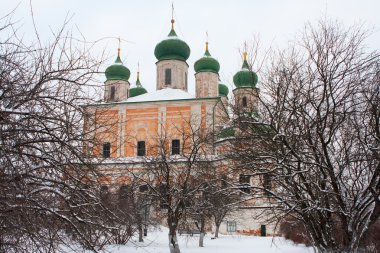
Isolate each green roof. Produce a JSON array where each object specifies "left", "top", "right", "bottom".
[
  {"left": 129, "top": 74, "right": 147, "bottom": 98},
  {"left": 218, "top": 127, "right": 235, "bottom": 139},
  {"left": 154, "top": 28, "right": 190, "bottom": 62},
  {"left": 218, "top": 83, "right": 229, "bottom": 97},
  {"left": 105, "top": 55, "right": 131, "bottom": 81},
  {"left": 129, "top": 86, "right": 147, "bottom": 97},
  {"left": 233, "top": 58, "right": 258, "bottom": 88},
  {"left": 194, "top": 45, "right": 220, "bottom": 74}
]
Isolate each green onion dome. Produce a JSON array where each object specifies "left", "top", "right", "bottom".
[
  {"left": 129, "top": 72, "right": 147, "bottom": 98},
  {"left": 218, "top": 82, "right": 229, "bottom": 97},
  {"left": 105, "top": 50, "right": 131, "bottom": 81},
  {"left": 194, "top": 42, "right": 220, "bottom": 73},
  {"left": 154, "top": 20, "right": 190, "bottom": 61},
  {"left": 233, "top": 52, "right": 258, "bottom": 88}
]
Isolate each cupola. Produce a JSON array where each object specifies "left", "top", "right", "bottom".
[
  {"left": 194, "top": 42, "right": 220, "bottom": 74},
  {"left": 233, "top": 52, "right": 258, "bottom": 88},
  {"left": 105, "top": 49, "right": 131, "bottom": 81},
  {"left": 129, "top": 70, "right": 147, "bottom": 98},
  {"left": 154, "top": 19, "right": 190, "bottom": 62},
  {"left": 218, "top": 82, "right": 229, "bottom": 97}
]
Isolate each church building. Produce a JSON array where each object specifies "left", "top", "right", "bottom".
[{"left": 83, "top": 16, "right": 273, "bottom": 236}]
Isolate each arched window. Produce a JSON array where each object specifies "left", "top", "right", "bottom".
[
  {"left": 239, "top": 174, "right": 250, "bottom": 194},
  {"left": 159, "top": 183, "right": 168, "bottom": 209},
  {"left": 242, "top": 96, "right": 248, "bottom": 107},
  {"left": 263, "top": 174, "right": 272, "bottom": 196},
  {"left": 102, "top": 142, "right": 111, "bottom": 158},
  {"left": 139, "top": 184, "right": 148, "bottom": 192},
  {"left": 100, "top": 185, "right": 109, "bottom": 193},
  {"left": 119, "top": 184, "right": 131, "bottom": 209},
  {"left": 165, "top": 68, "right": 172, "bottom": 85},
  {"left": 221, "top": 175, "right": 228, "bottom": 188},
  {"left": 119, "top": 184, "right": 129, "bottom": 200},
  {"left": 185, "top": 72, "right": 188, "bottom": 90},
  {"left": 100, "top": 185, "right": 109, "bottom": 201},
  {"left": 171, "top": 139, "right": 180, "bottom": 155},
  {"left": 137, "top": 141, "right": 146, "bottom": 156},
  {"left": 110, "top": 86, "right": 116, "bottom": 100}
]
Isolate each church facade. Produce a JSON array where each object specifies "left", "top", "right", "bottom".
[{"left": 82, "top": 17, "right": 275, "bottom": 236}]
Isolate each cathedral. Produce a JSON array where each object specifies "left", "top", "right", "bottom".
[{"left": 83, "top": 16, "right": 274, "bottom": 236}]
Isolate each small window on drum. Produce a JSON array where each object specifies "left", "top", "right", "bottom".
[
  {"left": 110, "top": 86, "right": 116, "bottom": 100},
  {"left": 242, "top": 96, "right": 248, "bottom": 107},
  {"left": 165, "top": 68, "right": 172, "bottom": 85},
  {"left": 185, "top": 72, "right": 188, "bottom": 90}
]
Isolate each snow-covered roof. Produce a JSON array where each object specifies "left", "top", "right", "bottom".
[{"left": 126, "top": 88, "right": 195, "bottom": 103}]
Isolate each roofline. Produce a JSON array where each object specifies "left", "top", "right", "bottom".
[
  {"left": 194, "top": 70, "right": 219, "bottom": 75},
  {"left": 155, "top": 59, "right": 189, "bottom": 67},
  {"left": 233, "top": 86, "right": 259, "bottom": 91},
  {"left": 81, "top": 96, "right": 223, "bottom": 108}
]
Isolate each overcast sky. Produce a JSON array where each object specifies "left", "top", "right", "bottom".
[{"left": 3, "top": 0, "right": 380, "bottom": 94}]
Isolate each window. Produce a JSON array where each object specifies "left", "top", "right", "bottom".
[
  {"left": 202, "top": 183, "right": 210, "bottom": 200},
  {"left": 261, "top": 225, "right": 267, "bottom": 236},
  {"left": 100, "top": 185, "right": 109, "bottom": 193},
  {"left": 139, "top": 184, "right": 149, "bottom": 192},
  {"left": 185, "top": 72, "right": 188, "bottom": 90},
  {"left": 137, "top": 141, "right": 146, "bottom": 156},
  {"left": 102, "top": 142, "right": 111, "bottom": 158},
  {"left": 263, "top": 174, "right": 272, "bottom": 196},
  {"left": 227, "top": 221, "right": 237, "bottom": 232},
  {"left": 110, "top": 86, "right": 116, "bottom": 100},
  {"left": 239, "top": 174, "right": 250, "bottom": 184},
  {"left": 239, "top": 174, "right": 251, "bottom": 194},
  {"left": 119, "top": 185, "right": 129, "bottom": 200},
  {"left": 119, "top": 184, "right": 131, "bottom": 209},
  {"left": 159, "top": 184, "right": 168, "bottom": 209},
  {"left": 221, "top": 175, "right": 228, "bottom": 188},
  {"left": 100, "top": 185, "right": 109, "bottom": 200},
  {"left": 171, "top": 139, "right": 180, "bottom": 155},
  {"left": 242, "top": 96, "right": 247, "bottom": 107},
  {"left": 165, "top": 68, "right": 172, "bottom": 85}
]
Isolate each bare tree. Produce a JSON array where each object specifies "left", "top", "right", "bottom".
[
  {"left": 230, "top": 20, "right": 380, "bottom": 252},
  {"left": 0, "top": 12, "right": 134, "bottom": 252},
  {"left": 130, "top": 114, "right": 219, "bottom": 253},
  {"left": 207, "top": 174, "right": 239, "bottom": 238}
]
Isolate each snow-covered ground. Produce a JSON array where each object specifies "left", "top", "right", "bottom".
[{"left": 98, "top": 227, "right": 313, "bottom": 253}]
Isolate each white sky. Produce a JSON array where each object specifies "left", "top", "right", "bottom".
[{"left": 3, "top": 0, "right": 380, "bottom": 95}]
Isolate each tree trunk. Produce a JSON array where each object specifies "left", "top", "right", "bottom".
[
  {"left": 215, "top": 223, "right": 220, "bottom": 238},
  {"left": 199, "top": 233, "right": 205, "bottom": 247},
  {"left": 138, "top": 223, "right": 143, "bottom": 242},
  {"left": 199, "top": 217, "right": 205, "bottom": 247},
  {"left": 169, "top": 233, "right": 181, "bottom": 253},
  {"left": 168, "top": 223, "right": 180, "bottom": 253}
]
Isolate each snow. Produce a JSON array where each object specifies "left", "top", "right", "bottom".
[
  {"left": 126, "top": 88, "right": 195, "bottom": 103},
  {"left": 61, "top": 226, "right": 313, "bottom": 253}
]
